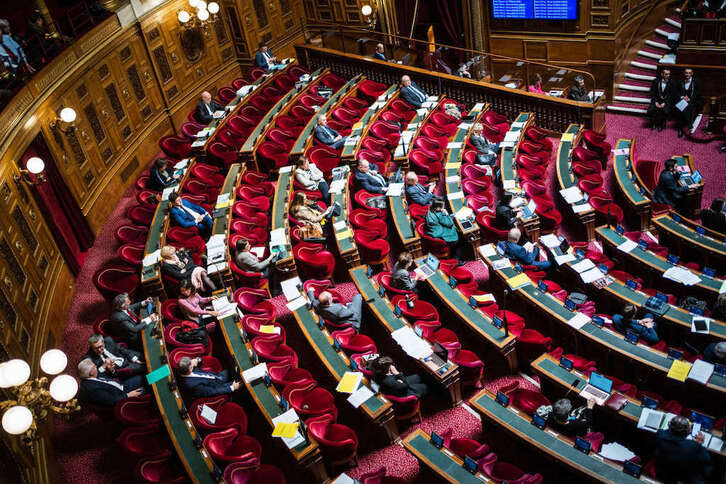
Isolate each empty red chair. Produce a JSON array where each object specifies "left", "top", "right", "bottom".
[
  {"left": 183, "top": 178, "right": 217, "bottom": 204},
  {"left": 483, "top": 110, "right": 507, "bottom": 127},
  {"left": 482, "top": 122, "right": 506, "bottom": 143},
  {"left": 525, "top": 126, "right": 553, "bottom": 149},
  {"left": 208, "top": 141, "right": 238, "bottom": 167},
  {"left": 299, "top": 92, "right": 326, "bottom": 110},
  {"left": 349, "top": 209, "right": 387, "bottom": 238},
  {"left": 282, "top": 380, "right": 337, "bottom": 419},
  {"left": 159, "top": 135, "right": 192, "bottom": 160},
  {"left": 115, "top": 224, "right": 148, "bottom": 245},
  {"left": 331, "top": 328, "right": 377, "bottom": 354},
  {"left": 572, "top": 146, "right": 602, "bottom": 164},
  {"left": 127, "top": 204, "right": 155, "bottom": 226},
  {"left": 358, "top": 79, "right": 387, "bottom": 100},
  {"left": 429, "top": 112, "right": 458, "bottom": 136},
  {"left": 277, "top": 115, "right": 305, "bottom": 135},
  {"left": 635, "top": 159, "right": 660, "bottom": 191},
  {"left": 590, "top": 194, "right": 624, "bottom": 224},
  {"left": 290, "top": 104, "right": 315, "bottom": 121},
  {"left": 114, "top": 394, "right": 160, "bottom": 426},
  {"left": 385, "top": 393, "right": 422, "bottom": 423},
  {"left": 217, "top": 86, "right": 237, "bottom": 104},
  {"left": 354, "top": 230, "right": 391, "bottom": 268},
  {"left": 479, "top": 453, "right": 529, "bottom": 483},
  {"left": 582, "top": 129, "right": 611, "bottom": 161},
  {"left": 267, "top": 361, "right": 313, "bottom": 388},
  {"left": 94, "top": 264, "right": 140, "bottom": 298},
  {"left": 134, "top": 451, "right": 186, "bottom": 483},
  {"left": 217, "top": 128, "right": 246, "bottom": 150},
  {"left": 462, "top": 178, "right": 492, "bottom": 196},
  {"left": 190, "top": 163, "right": 224, "bottom": 188},
  {"left": 119, "top": 423, "right": 168, "bottom": 457},
  {"left": 226, "top": 116, "right": 256, "bottom": 138},
  {"left": 251, "top": 336, "right": 298, "bottom": 366},
  {"left": 224, "top": 463, "right": 286, "bottom": 484},
  {"left": 306, "top": 413, "right": 358, "bottom": 466},
  {"left": 516, "top": 329, "right": 553, "bottom": 364},
  {"left": 248, "top": 67, "right": 266, "bottom": 81},
  {"left": 342, "top": 96, "right": 368, "bottom": 115},
  {"left": 241, "top": 314, "right": 284, "bottom": 341},
  {"left": 361, "top": 136, "right": 390, "bottom": 154},
  {"left": 320, "top": 73, "right": 346, "bottom": 91},
  {"left": 476, "top": 213, "right": 509, "bottom": 242},
  {"left": 250, "top": 95, "right": 275, "bottom": 112},
  {"left": 293, "top": 242, "right": 335, "bottom": 280},
  {"left": 204, "top": 427, "right": 261, "bottom": 466},
  {"left": 233, "top": 287, "right": 276, "bottom": 319},
  {"left": 180, "top": 121, "right": 204, "bottom": 139},
  {"left": 274, "top": 75, "right": 295, "bottom": 93},
  {"left": 257, "top": 142, "right": 289, "bottom": 170},
  {"left": 461, "top": 163, "right": 492, "bottom": 181},
  {"left": 190, "top": 395, "right": 248, "bottom": 433},
  {"left": 389, "top": 99, "right": 416, "bottom": 121},
  {"left": 439, "top": 427, "right": 490, "bottom": 460},
  {"left": 410, "top": 149, "right": 443, "bottom": 177},
  {"left": 370, "top": 121, "right": 401, "bottom": 148},
  {"left": 117, "top": 243, "right": 144, "bottom": 267},
  {"left": 577, "top": 176, "right": 605, "bottom": 195},
  {"left": 380, "top": 110, "right": 404, "bottom": 124},
  {"left": 231, "top": 78, "right": 247, "bottom": 90},
  {"left": 430, "top": 328, "right": 462, "bottom": 357}
]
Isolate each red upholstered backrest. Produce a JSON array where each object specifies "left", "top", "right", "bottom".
[{"left": 635, "top": 159, "right": 660, "bottom": 191}]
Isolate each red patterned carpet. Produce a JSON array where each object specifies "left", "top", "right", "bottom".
[{"left": 52, "top": 112, "right": 725, "bottom": 482}]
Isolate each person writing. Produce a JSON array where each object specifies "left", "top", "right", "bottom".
[
  {"left": 295, "top": 155, "right": 330, "bottom": 205},
  {"left": 148, "top": 158, "right": 179, "bottom": 191},
  {"left": 194, "top": 91, "right": 224, "bottom": 125},
  {"left": 652, "top": 158, "right": 689, "bottom": 212},
  {"left": 497, "top": 228, "right": 552, "bottom": 270},
  {"left": 404, "top": 171, "right": 436, "bottom": 206},
  {"left": 159, "top": 245, "right": 217, "bottom": 293},
  {"left": 425, "top": 199, "right": 464, "bottom": 263},
  {"left": 654, "top": 415, "right": 711, "bottom": 484},
  {"left": 400, "top": 75, "right": 428, "bottom": 109},
  {"left": 314, "top": 114, "right": 347, "bottom": 150},
  {"left": 169, "top": 191, "right": 213, "bottom": 239},
  {"left": 611, "top": 303, "right": 659, "bottom": 345},
  {"left": 371, "top": 356, "right": 428, "bottom": 398},
  {"left": 354, "top": 159, "right": 388, "bottom": 194}
]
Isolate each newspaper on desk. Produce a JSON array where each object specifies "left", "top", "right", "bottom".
[
  {"left": 329, "top": 179, "right": 347, "bottom": 195},
  {"left": 559, "top": 186, "right": 584, "bottom": 204},
  {"left": 581, "top": 267, "right": 606, "bottom": 284},
  {"left": 386, "top": 183, "right": 404, "bottom": 197},
  {"left": 280, "top": 276, "right": 302, "bottom": 302},
  {"left": 215, "top": 193, "right": 231, "bottom": 209},
  {"left": 391, "top": 326, "right": 433, "bottom": 360},
  {"left": 143, "top": 249, "right": 161, "bottom": 267},
  {"left": 278, "top": 165, "right": 293, "bottom": 174},
  {"left": 272, "top": 408, "right": 306, "bottom": 449},
  {"left": 207, "top": 234, "right": 226, "bottom": 249},
  {"left": 212, "top": 296, "right": 237, "bottom": 318},
  {"left": 347, "top": 385, "right": 375, "bottom": 408}
]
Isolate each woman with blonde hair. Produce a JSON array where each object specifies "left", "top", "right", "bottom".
[
  {"left": 159, "top": 245, "right": 216, "bottom": 293},
  {"left": 289, "top": 192, "right": 333, "bottom": 239}
]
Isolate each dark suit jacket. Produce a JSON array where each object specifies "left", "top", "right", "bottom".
[
  {"left": 405, "top": 183, "right": 434, "bottom": 206},
  {"left": 84, "top": 337, "right": 141, "bottom": 374},
  {"left": 373, "top": 52, "right": 387, "bottom": 61},
  {"left": 701, "top": 208, "right": 726, "bottom": 234},
  {"left": 649, "top": 78, "right": 677, "bottom": 106},
  {"left": 495, "top": 201, "right": 516, "bottom": 230},
  {"left": 307, "top": 288, "right": 358, "bottom": 326},
  {"left": 354, "top": 166, "right": 387, "bottom": 194},
  {"left": 470, "top": 133, "right": 498, "bottom": 154},
  {"left": 548, "top": 408, "right": 592, "bottom": 437},
  {"left": 179, "top": 369, "right": 232, "bottom": 398},
  {"left": 568, "top": 85, "right": 591, "bottom": 102},
  {"left": 255, "top": 50, "right": 274, "bottom": 70},
  {"left": 109, "top": 301, "right": 146, "bottom": 347},
  {"left": 703, "top": 342, "right": 726, "bottom": 364},
  {"left": 400, "top": 82, "right": 427, "bottom": 108},
  {"left": 678, "top": 78, "right": 701, "bottom": 110},
  {"left": 654, "top": 429, "right": 711, "bottom": 484},
  {"left": 194, "top": 99, "right": 224, "bottom": 125},
  {"left": 314, "top": 124, "right": 340, "bottom": 146},
  {"left": 79, "top": 375, "right": 144, "bottom": 406},
  {"left": 652, "top": 170, "right": 688, "bottom": 206},
  {"left": 160, "top": 250, "right": 197, "bottom": 282},
  {"left": 148, "top": 167, "right": 175, "bottom": 191},
  {"left": 379, "top": 374, "right": 427, "bottom": 398}
]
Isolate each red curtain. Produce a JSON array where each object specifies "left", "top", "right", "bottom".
[
  {"left": 396, "top": 0, "right": 419, "bottom": 37},
  {"left": 434, "top": 0, "right": 464, "bottom": 47}
]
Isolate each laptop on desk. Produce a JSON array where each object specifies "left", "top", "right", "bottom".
[
  {"left": 579, "top": 372, "right": 613, "bottom": 405},
  {"left": 415, "top": 254, "right": 440, "bottom": 279}
]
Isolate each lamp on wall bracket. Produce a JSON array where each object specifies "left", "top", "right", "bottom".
[
  {"left": 15, "top": 157, "right": 47, "bottom": 186},
  {"left": 178, "top": 0, "right": 219, "bottom": 29},
  {"left": 0, "top": 351, "right": 80, "bottom": 447},
  {"left": 49, "top": 107, "right": 76, "bottom": 134},
  {"left": 361, "top": 2, "right": 378, "bottom": 30}
]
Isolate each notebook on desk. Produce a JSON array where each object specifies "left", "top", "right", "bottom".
[{"left": 579, "top": 372, "right": 613, "bottom": 405}]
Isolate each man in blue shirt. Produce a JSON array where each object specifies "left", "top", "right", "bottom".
[
  {"left": 254, "top": 42, "right": 276, "bottom": 71},
  {"left": 169, "top": 191, "right": 213, "bottom": 239},
  {"left": 373, "top": 43, "right": 387, "bottom": 61},
  {"left": 404, "top": 171, "right": 435, "bottom": 206},
  {"left": 612, "top": 304, "right": 659, "bottom": 345},
  {"left": 497, "top": 228, "right": 551, "bottom": 270},
  {"left": 314, "top": 114, "right": 347, "bottom": 149},
  {"left": 400, "top": 75, "right": 427, "bottom": 109},
  {"left": 0, "top": 19, "right": 35, "bottom": 74}
]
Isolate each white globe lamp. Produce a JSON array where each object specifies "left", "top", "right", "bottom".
[
  {"left": 208, "top": 2, "right": 219, "bottom": 14},
  {"left": 197, "top": 8, "right": 209, "bottom": 21},
  {"left": 59, "top": 107, "right": 76, "bottom": 123},
  {"left": 49, "top": 375, "right": 78, "bottom": 403},
  {"left": 26, "top": 157, "right": 45, "bottom": 175},
  {"left": 2, "top": 406, "right": 33, "bottom": 435},
  {"left": 0, "top": 360, "right": 30, "bottom": 388},
  {"left": 40, "top": 349, "right": 67, "bottom": 375},
  {"left": 178, "top": 10, "right": 191, "bottom": 23},
  {"left": 361, "top": 4, "right": 373, "bottom": 16}
]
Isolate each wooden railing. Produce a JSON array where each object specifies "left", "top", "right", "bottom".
[{"left": 294, "top": 44, "right": 605, "bottom": 133}]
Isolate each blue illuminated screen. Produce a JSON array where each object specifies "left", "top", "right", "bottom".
[{"left": 492, "top": 0, "right": 578, "bottom": 19}]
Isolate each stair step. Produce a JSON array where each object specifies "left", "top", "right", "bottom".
[
  {"left": 665, "top": 14, "right": 682, "bottom": 28},
  {"left": 656, "top": 24, "right": 679, "bottom": 38},
  {"left": 638, "top": 48, "right": 665, "bottom": 60},
  {"left": 614, "top": 92, "right": 651, "bottom": 104},
  {"left": 607, "top": 103, "right": 648, "bottom": 114},
  {"left": 617, "top": 79, "right": 651, "bottom": 92},
  {"left": 625, "top": 69, "right": 656, "bottom": 81},
  {"left": 632, "top": 58, "right": 659, "bottom": 70},
  {"left": 646, "top": 37, "right": 669, "bottom": 50}
]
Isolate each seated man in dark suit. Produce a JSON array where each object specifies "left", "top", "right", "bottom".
[
  {"left": 703, "top": 341, "right": 726, "bottom": 365},
  {"left": 547, "top": 397, "right": 595, "bottom": 437},
  {"left": 647, "top": 68, "right": 676, "bottom": 132},
  {"left": 470, "top": 123, "right": 500, "bottom": 167},
  {"left": 307, "top": 288, "right": 363, "bottom": 330},
  {"left": 567, "top": 75, "right": 591, "bottom": 102},
  {"left": 354, "top": 159, "right": 388, "bottom": 194},
  {"left": 194, "top": 91, "right": 224, "bottom": 125},
  {"left": 85, "top": 334, "right": 144, "bottom": 376},
  {"left": 373, "top": 43, "right": 387, "bottom": 61},
  {"left": 652, "top": 158, "right": 689, "bottom": 212},
  {"left": 177, "top": 356, "right": 241, "bottom": 399},
  {"left": 400, "top": 75, "right": 428, "bottom": 109},
  {"left": 77, "top": 358, "right": 144, "bottom": 406},
  {"left": 675, "top": 68, "right": 701, "bottom": 138},
  {"left": 391, "top": 251, "right": 420, "bottom": 293},
  {"left": 654, "top": 415, "right": 711, "bottom": 484},
  {"left": 497, "top": 228, "right": 551, "bottom": 270},
  {"left": 314, "top": 114, "right": 347, "bottom": 149},
  {"left": 494, "top": 193, "right": 518, "bottom": 231},
  {"left": 371, "top": 356, "right": 428, "bottom": 398},
  {"left": 109, "top": 293, "right": 157, "bottom": 351},
  {"left": 169, "top": 191, "right": 213, "bottom": 239},
  {"left": 700, "top": 198, "right": 726, "bottom": 234},
  {"left": 254, "top": 42, "right": 276, "bottom": 71},
  {"left": 404, "top": 171, "right": 435, "bottom": 206}
]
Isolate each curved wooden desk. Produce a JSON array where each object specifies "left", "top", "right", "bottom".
[
  {"left": 271, "top": 167, "right": 296, "bottom": 276},
  {"left": 653, "top": 213, "right": 726, "bottom": 272},
  {"left": 612, "top": 138, "right": 652, "bottom": 232},
  {"left": 555, "top": 124, "right": 595, "bottom": 240},
  {"left": 330, "top": 172, "right": 359, "bottom": 267},
  {"left": 340, "top": 85, "right": 398, "bottom": 161}
]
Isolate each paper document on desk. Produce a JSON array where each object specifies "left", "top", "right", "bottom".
[
  {"left": 445, "top": 175, "right": 461, "bottom": 183},
  {"left": 215, "top": 193, "right": 231, "bottom": 209},
  {"left": 416, "top": 108, "right": 428, "bottom": 117},
  {"left": 174, "top": 159, "right": 190, "bottom": 170},
  {"left": 207, "top": 245, "right": 226, "bottom": 264},
  {"left": 571, "top": 259, "right": 596, "bottom": 273},
  {"left": 663, "top": 266, "right": 701, "bottom": 286},
  {"left": 426, "top": 96, "right": 439, "bottom": 102},
  {"left": 250, "top": 246, "right": 265, "bottom": 258},
  {"left": 502, "top": 179, "right": 516, "bottom": 190},
  {"left": 503, "top": 131, "right": 521, "bottom": 143},
  {"left": 447, "top": 191, "right": 464, "bottom": 200},
  {"left": 458, "top": 122, "right": 472, "bottom": 131},
  {"left": 242, "top": 362, "right": 267, "bottom": 383},
  {"left": 207, "top": 234, "right": 226, "bottom": 248},
  {"left": 286, "top": 296, "right": 308, "bottom": 312},
  {"left": 667, "top": 360, "right": 692, "bottom": 382},
  {"left": 347, "top": 385, "right": 375, "bottom": 408},
  {"left": 691, "top": 316, "right": 710, "bottom": 334},
  {"left": 638, "top": 408, "right": 666, "bottom": 432},
  {"left": 161, "top": 187, "right": 176, "bottom": 201},
  {"left": 191, "top": 139, "right": 205, "bottom": 148},
  {"left": 687, "top": 359, "right": 714, "bottom": 385},
  {"left": 280, "top": 277, "right": 302, "bottom": 302},
  {"left": 581, "top": 267, "right": 606, "bottom": 283},
  {"left": 492, "top": 258, "right": 512, "bottom": 270},
  {"left": 598, "top": 442, "right": 636, "bottom": 463},
  {"left": 560, "top": 186, "right": 584, "bottom": 204},
  {"left": 572, "top": 203, "right": 592, "bottom": 214},
  {"left": 455, "top": 206, "right": 474, "bottom": 222},
  {"left": 539, "top": 234, "right": 561, "bottom": 248},
  {"left": 478, "top": 244, "right": 497, "bottom": 258},
  {"left": 329, "top": 179, "right": 346, "bottom": 194},
  {"left": 391, "top": 326, "right": 433, "bottom": 359},
  {"left": 333, "top": 220, "right": 347, "bottom": 232},
  {"left": 207, "top": 262, "right": 227, "bottom": 274},
  {"left": 612, "top": 148, "right": 629, "bottom": 156},
  {"left": 386, "top": 183, "right": 404, "bottom": 197},
  {"left": 143, "top": 249, "right": 161, "bottom": 267},
  {"left": 336, "top": 372, "right": 363, "bottom": 393},
  {"left": 561, "top": 133, "right": 575, "bottom": 143},
  {"left": 616, "top": 239, "right": 638, "bottom": 253},
  {"left": 272, "top": 409, "right": 305, "bottom": 448},
  {"left": 447, "top": 142, "right": 463, "bottom": 149},
  {"left": 555, "top": 253, "right": 576, "bottom": 265},
  {"left": 566, "top": 312, "right": 590, "bottom": 329},
  {"left": 270, "top": 228, "right": 286, "bottom": 246},
  {"left": 278, "top": 165, "right": 293, "bottom": 174}
]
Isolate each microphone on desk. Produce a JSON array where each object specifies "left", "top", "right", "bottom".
[
  {"left": 564, "top": 378, "right": 581, "bottom": 398},
  {"left": 502, "top": 289, "right": 509, "bottom": 337}
]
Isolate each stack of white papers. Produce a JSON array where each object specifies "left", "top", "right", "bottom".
[
  {"left": 447, "top": 142, "right": 463, "bottom": 149},
  {"left": 272, "top": 409, "right": 306, "bottom": 448},
  {"left": 237, "top": 85, "right": 254, "bottom": 97},
  {"left": 207, "top": 244, "right": 226, "bottom": 264},
  {"left": 270, "top": 228, "right": 286, "bottom": 248},
  {"left": 503, "top": 131, "right": 521, "bottom": 143},
  {"left": 572, "top": 203, "right": 592, "bottom": 214},
  {"left": 174, "top": 159, "right": 190, "bottom": 170},
  {"left": 492, "top": 258, "right": 511, "bottom": 270},
  {"left": 143, "top": 249, "right": 161, "bottom": 267},
  {"left": 286, "top": 296, "right": 308, "bottom": 312},
  {"left": 445, "top": 175, "right": 461, "bottom": 183},
  {"left": 216, "top": 193, "right": 231, "bottom": 208},
  {"left": 426, "top": 96, "right": 439, "bottom": 102},
  {"left": 572, "top": 259, "right": 596, "bottom": 273},
  {"left": 458, "top": 122, "right": 472, "bottom": 131},
  {"left": 559, "top": 186, "right": 584, "bottom": 204},
  {"left": 386, "top": 183, "right": 404, "bottom": 197},
  {"left": 511, "top": 121, "right": 525, "bottom": 129},
  {"left": 207, "top": 261, "right": 227, "bottom": 274},
  {"left": 278, "top": 165, "right": 293, "bottom": 174},
  {"left": 478, "top": 244, "right": 497, "bottom": 258},
  {"left": 280, "top": 277, "right": 302, "bottom": 302},
  {"left": 207, "top": 234, "right": 226, "bottom": 248},
  {"left": 617, "top": 239, "right": 638, "bottom": 253},
  {"left": 191, "top": 139, "right": 205, "bottom": 148},
  {"left": 415, "top": 108, "right": 428, "bottom": 117},
  {"left": 391, "top": 326, "right": 433, "bottom": 359},
  {"left": 581, "top": 267, "right": 606, "bottom": 283},
  {"left": 554, "top": 253, "right": 576, "bottom": 265},
  {"left": 447, "top": 191, "right": 464, "bottom": 200},
  {"left": 347, "top": 385, "right": 375, "bottom": 408},
  {"left": 502, "top": 179, "right": 516, "bottom": 190},
  {"left": 242, "top": 362, "right": 267, "bottom": 383},
  {"left": 200, "top": 404, "right": 218, "bottom": 424},
  {"left": 333, "top": 220, "right": 347, "bottom": 231},
  {"left": 663, "top": 266, "right": 701, "bottom": 286},
  {"left": 329, "top": 179, "right": 346, "bottom": 194},
  {"left": 161, "top": 187, "right": 176, "bottom": 201},
  {"left": 455, "top": 206, "right": 474, "bottom": 222},
  {"left": 540, "top": 234, "right": 561, "bottom": 248},
  {"left": 637, "top": 408, "right": 667, "bottom": 432},
  {"left": 687, "top": 359, "right": 714, "bottom": 385},
  {"left": 212, "top": 297, "right": 237, "bottom": 318},
  {"left": 566, "top": 312, "right": 590, "bottom": 329},
  {"left": 598, "top": 442, "right": 636, "bottom": 463}
]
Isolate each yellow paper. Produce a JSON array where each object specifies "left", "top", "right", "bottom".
[
  {"left": 215, "top": 200, "right": 232, "bottom": 209},
  {"left": 335, "top": 229, "right": 353, "bottom": 240},
  {"left": 272, "top": 421, "right": 299, "bottom": 438},
  {"left": 561, "top": 133, "right": 575, "bottom": 143},
  {"left": 259, "top": 325, "right": 276, "bottom": 334},
  {"left": 352, "top": 122, "right": 363, "bottom": 131},
  {"left": 336, "top": 372, "right": 360, "bottom": 393},
  {"left": 667, "top": 360, "right": 691, "bottom": 382},
  {"left": 506, "top": 273, "right": 531, "bottom": 289},
  {"left": 445, "top": 162, "right": 461, "bottom": 170},
  {"left": 473, "top": 293, "right": 496, "bottom": 303}
]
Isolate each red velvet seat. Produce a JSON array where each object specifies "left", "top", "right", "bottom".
[
  {"left": 115, "top": 224, "right": 148, "bottom": 246},
  {"left": 590, "top": 195, "right": 624, "bottom": 224},
  {"left": 241, "top": 314, "right": 285, "bottom": 341},
  {"left": 391, "top": 294, "right": 439, "bottom": 321},
  {"left": 332, "top": 327, "right": 377, "bottom": 354},
  {"left": 290, "top": 104, "right": 315, "bottom": 121},
  {"left": 159, "top": 135, "right": 192, "bottom": 160},
  {"left": 166, "top": 226, "right": 206, "bottom": 255},
  {"left": 519, "top": 140, "right": 549, "bottom": 163},
  {"left": 117, "top": 243, "right": 144, "bottom": 267},
  {"left": 135, "top": 451, "right": 186, "bottom": 483},
  {"left": 248, "top": 67, "right": 265, "bottom": 81},
  {"left": 356, "top": 150, "right": 388, "bottom": 172},
  {"left": 429, "top": 112, "right": 458, "bottom": 136},
  {"left": 190, "top": 163, "right": 224, "bottom": 188},
  {"left": 380, "top": 110, "right": 404, "bottom": 124},
  {"left": 217, "top": 86, "right": 237, "bottom": 104},
  {"left": 476, "top": 213, "right": 509, "bottom": 242},
  {"left": 127, "top": 204, "right": 155, "bottom": 226},
  {"left": 163, "top": 321, "right": 212, "bottom": 354},
  {"left": 204, "top": 427, "right": 261, "bottom": 466},
  {"left": 251, "top": 336, "right": 298, "bottom": 366},
  {"left": 359, "top": 466, "right": 408, "bottom": 484},
  {"left": 479, "top": 453, "right": 529, "bottom": 483},
  {"left": 410, "top": 148, "right": 443, "bottom": 177},
  {"left": 572, "top": 145, "right": 602, "bottom": 163},
  {"left": 236, "top": 186, "right": 271, "bottom": 212},
  {"left": 182, "top": 178, "right": 218, "bottom": 204},
  {"left": 635, "top": 159, "right": 660, "bottom": 191},
  {"left": 231, "top": 262, "right": 269, "bottom": 293},
  {"left": 282, "top": 380, "right": 337, "bottom": 420},
  {"left": 180, "top": 121, "right": 203, "bottom": 139},
  {"left": 516, "top": 329, "right": 553, "bottom": 364},
  {"left": 354, "top": 229, "right": 391, "bottom": 268},
  {"left": 461, "top": 178, "right": 492, "bottom": 198},
  {"left": 118, "top": 423, "right": 169, "bottom": 457},
  {"left": 430, "top": 328, "right": 462, "bottom": 357},
  {"left": 306, "top": 413, "right": 358, "bottom": 466},
  {"left": 257, "top": 141, "right": 289, "bottom": 171},
  {"left": 233, "top": 287, "right": 276, "bottom": 319},
  {"left": 332, "top": 106, "right": 361, "bottom": 125},
  {"left": 293, "top": 242, "right": 336, "bottom": 280},
  {"left": 342, "top": 96, "right": 369, "bottom": 115},
  {"left": 358, "top": 79, "right": 387, "bottom": 100},
  {"left": 208, "top": 141, "right": 238, "bottom": 167},
  {"left": 114, "top": 394, "right": 160, "bottom": 426},
  {"left": 267, "top": 361, "right": 313, "bottom": 388},
  {"left": 451, "top": 349, "right": 485, "bottom": 388},
  {"left": 350, "top": 209, "right": 388, "bottom": 237},
  {"left": 582, "top": 129, "right": 611, "bottom": 161},
  {"left": 190, "top": 395, "right": 248, "bottom": 433},
  {"left": 267, "top": 127, "right": 296, "bottom": 151},
  {"left": 374, "top": 272, "right": 413, "bottom": 296},
  {"left": 385, "top": 392, "right": 422, "bottom": 423},
  {"left": 94, "top": 264, "right": 140, "bottom": 298},
  {"left": 319, "top": 73, "right": 346, "bottom": 91},
  {"left": 370, "top": 121, "right": 402, "bottom": 148},
  {"left": 224, "top": 463, "right": 287, "bottom": 484},
  {"left": 389, "top": 99, "right": 416, "bottom": 121},
  {"left": 415, "top": 221, "right": 450, "bottom": 259},
  {"left": 524, "top": 126, "right": 553, "bottom": 150},
  {"left": 169, "top": 347, "right": 222, "bottom": 373},
  {"left": 439, "top": 428, "right": 490, "bottom": 460}
]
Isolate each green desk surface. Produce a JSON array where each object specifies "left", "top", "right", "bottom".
[
  {"left": 211, "top": 164, "right": 240, "bottom": 237},
  {"left": 341, "top": 85, "right": 397, "bottom": 158},
  {"left": 390, "top": 194, "right": 416, "bottom": 242},
  {"left": 654, "top": 215, "right": 726, "bottom": 256},
  {"left": 143, "top": 314, "right": 215, "bottom": 484},
  {"left": 470, "top": 391, "right": 644, "bottom": 483},
  {"left": 349, "top": 266, "right": 405, "bottom": 332},
  {"left": 218, "top": 315, "right": 316, "bottom": 457},
  {"left": 613, "top": 139, "right": 648, "bottom": 206},
  {"left": 597, "top": 226, "right": 724, "bottom": 295},
  {"left": 240, "top": 69, "right": 323, "bottom": 153},
  {"left": 291, "top": 75, "right": 362, "bottom": 156},
  {"left": 500, "top": 112, "right": 530, "bottom": 182},
  {"left": 445, "top": 105, "right": 487, "bottom": 214},
  {"left": 291, "top": 306, "right": 388, "bottom": 417},
  {"left": 332, "top": 173, "right": 354, "bottom": 254},
  {"left": 404, "top": 429, "right": 491, "bottom": 483},
  {"left": 271, "top": 169, "right": 293, "bottom": 259},
  {"left": 415, "top": 258, "right": 513, "bottom": 348},
  {"left": 556, "top": 124, "right": 580, "bottom": 190}
]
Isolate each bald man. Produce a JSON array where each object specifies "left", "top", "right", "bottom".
[
  {"left": 194, "top": 91, "right": 224, "bottom": 125},
  {"left": 400, "top": 75, "right": 428, "bottom": 108},
  {"left": 354, "top": 159, "right": 388, "bottom": 194},
  {"left": 307, "top": 288, "right": 363, "bottom": 330},
  {"left": 374, "top": 43, "right": 387, "bottom": 61},
  {"left": 497, "top": 228, "right": 552, "bottom": 270}
]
